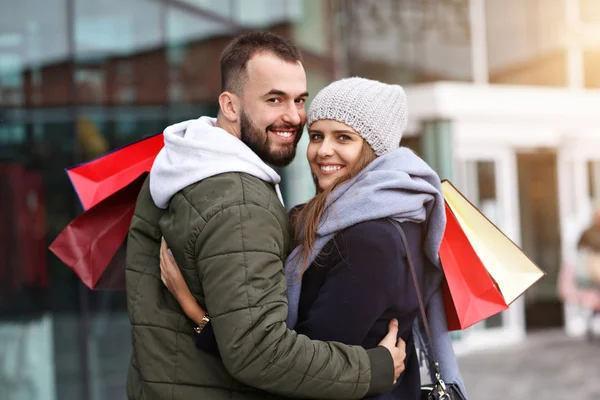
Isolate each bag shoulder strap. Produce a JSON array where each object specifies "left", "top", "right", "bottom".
[
  {"left": 387, "top": 219, "right": 435, "bottom": 358},
  {"left": 387, "top": 218, "right": 450, "bottom": 398}
]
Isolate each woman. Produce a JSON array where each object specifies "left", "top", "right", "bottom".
[{"left": 160, "top": 77, "right": 466, "bottom": 399}]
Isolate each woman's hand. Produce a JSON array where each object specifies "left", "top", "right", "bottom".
[{"left": 160, "top": 238, "right": 207, "bottom": 325}]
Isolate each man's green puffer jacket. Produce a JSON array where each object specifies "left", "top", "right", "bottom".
[{"left": 125, "top": 173, "right": 394, "bottom": 400}]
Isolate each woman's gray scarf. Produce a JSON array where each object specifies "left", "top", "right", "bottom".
[{"left": 285, "top": 147, "right": 467, "bottom": 398}]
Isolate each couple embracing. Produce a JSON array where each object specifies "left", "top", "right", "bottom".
[{"left": 126, "top": 31, "right": 467, "bottom": 400}]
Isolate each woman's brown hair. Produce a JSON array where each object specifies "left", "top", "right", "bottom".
[{"left": 292, "top": 141, "right": 377, "bottom": 275}]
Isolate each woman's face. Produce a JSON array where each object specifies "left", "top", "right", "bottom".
[{"left": 307, "top": 119, "right": 365, "bottom": 191}]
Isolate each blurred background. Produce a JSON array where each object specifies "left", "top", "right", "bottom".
[{"left": 2, "top": 0, "right": 600, "bottom": 399}]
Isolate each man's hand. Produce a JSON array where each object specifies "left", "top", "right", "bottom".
[{"left": 377, "top": 319, "right": 406, "bottom": 384}]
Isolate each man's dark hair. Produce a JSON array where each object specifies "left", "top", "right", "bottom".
[{"left": 220, "top": 31, "right": 303, "bottom": 94}]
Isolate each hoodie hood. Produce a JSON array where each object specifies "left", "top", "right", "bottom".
[{"left": 150, "top": 116, "right": 284, "bottom": 209}]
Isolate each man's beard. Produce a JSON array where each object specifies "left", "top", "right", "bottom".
[{"left": 239, "top": 110, "right": 304, "bottom": 167}]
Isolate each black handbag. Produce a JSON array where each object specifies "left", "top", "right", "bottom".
[{"left": 388, "top": 219, "right": 463, "bottom": 400}]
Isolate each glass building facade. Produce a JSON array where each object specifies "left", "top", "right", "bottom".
[{"left": 0, "top": 1, "right": 333, "bottom": 398}]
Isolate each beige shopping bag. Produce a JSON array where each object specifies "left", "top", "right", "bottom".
[{"left": 441, "top": 180, "right": 545, "bottom": 305}]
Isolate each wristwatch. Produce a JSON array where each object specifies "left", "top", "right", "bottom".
[{"left": 193, "top": 314, "right": 210, "bottom": 334}]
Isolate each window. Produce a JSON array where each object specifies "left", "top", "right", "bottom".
[
  {"left": 486, "top": 0, "right": 567, "bottom": 86},
  {"left": 346, "top": 0, "right": 473, "bottom": 84}
]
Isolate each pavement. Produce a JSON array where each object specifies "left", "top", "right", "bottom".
[{"left": 457, "top": 330, "right": 600, "bottom": 400}]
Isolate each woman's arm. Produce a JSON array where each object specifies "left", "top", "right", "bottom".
[{"left": 160, "top": 238, "right": 208, "bottom": 327}]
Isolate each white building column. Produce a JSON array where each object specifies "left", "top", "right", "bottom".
[
  {"left": 469, "top": 0, "right": 489, "bottom": 84},
  {"left": 565, "top": 0, "right": 584, "bottom": 89}
]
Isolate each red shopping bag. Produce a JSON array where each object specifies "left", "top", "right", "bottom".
[
  {"left": 439, "top": 180, "right": 545, "bottom": 330},
  {"left": 67, "top": 133, "right": 163, "bottom": 210},
  {"left": 50, "top": 133, "right": 164, "bottom": 290},
  {"left": 439, "top": 202, "right": 508, "bottom": 330},
  {"left": 49, "top": 174, "right": 147, "bottom": 290}
]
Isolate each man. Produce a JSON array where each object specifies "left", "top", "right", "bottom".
[{"left": 126, "top": 32, "right": 405, "bottom": 400}]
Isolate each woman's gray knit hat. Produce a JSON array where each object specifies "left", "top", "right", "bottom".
[{"left": 307, "top": 77, "right": 408, "bottom": 156}]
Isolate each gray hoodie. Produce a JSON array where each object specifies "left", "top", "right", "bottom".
[{"left": 149, "top": 116, "right": 284, "bottom": 209}]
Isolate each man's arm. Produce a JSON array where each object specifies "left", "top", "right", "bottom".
[{"left": 195, "top": 202, "right": 394, "bottom": 399}]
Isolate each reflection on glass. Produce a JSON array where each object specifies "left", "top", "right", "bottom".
[
  {"left": 180, "top": 0, "right": 234, "bottom": 19},
  {"left": 0, "top": 1, "right": 68, "bottom": 107},
  {"left": 74, "top": 0, "right": 165, "bottom": 106},
  {"left": 0, "top": 316, "right": 56, "bottom": 400},
  {"left": 166, "top": 6, "right": 233, "bottom": 104},
  {"left": 0, "top": 54, "right": 23, "bottom": 106},
  {"left": 345, "top": 0, "right": 473, "bottom": 84},
  {"left": 234, "top": 0, "right": 299, "bottom": 27}
]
